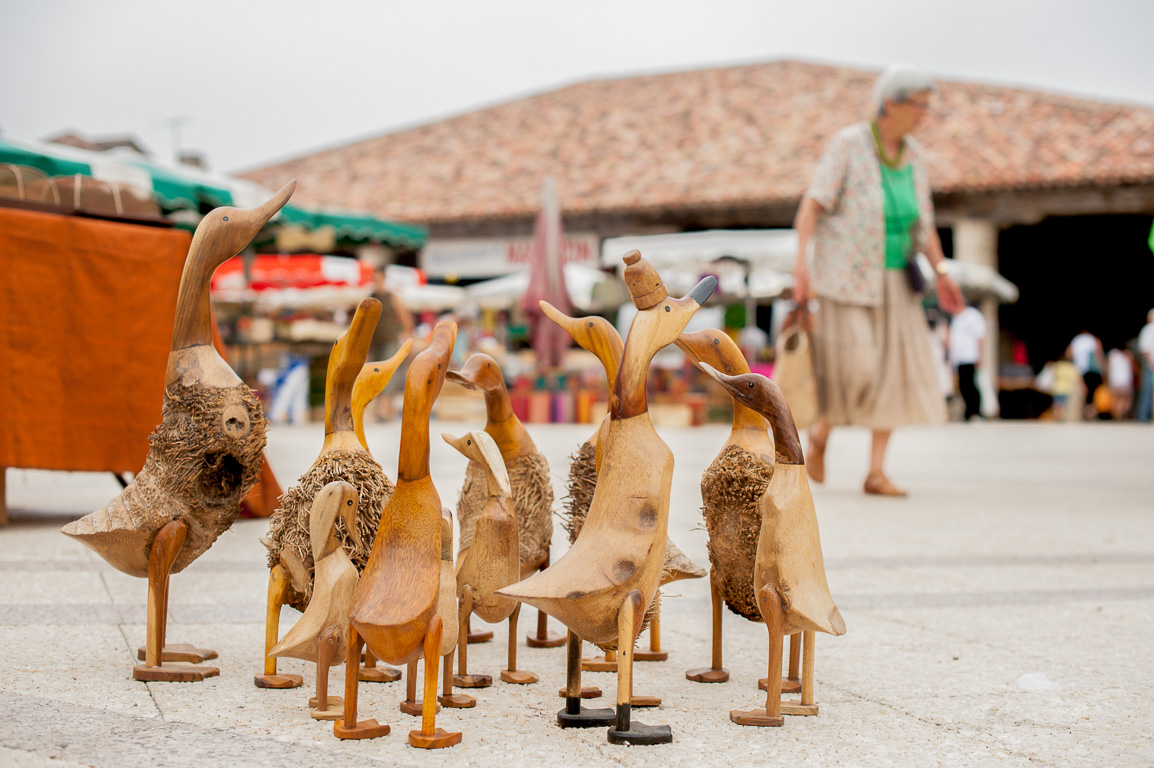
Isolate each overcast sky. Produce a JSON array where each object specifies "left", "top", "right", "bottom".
[{"left": 3, "top": 0, "right": 1153, "bottom": 174}]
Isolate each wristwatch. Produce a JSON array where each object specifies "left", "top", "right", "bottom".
[{"left": 933, "top": 260, "right": 949, "bottom": 276}]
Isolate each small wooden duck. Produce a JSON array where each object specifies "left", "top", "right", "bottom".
[
  {"left": 335, "top": 320, "right": 462, "bottom": 750},
  {"left": 270, "top": 481, "right": 361, "bottom": 720},
  {"left": 676, "top": 329, "right": 774, "bottom": 686},
  {"left": 540, "top": 300, "right": 705, "bottom": 670},
  {"left": 446, "top": 353, "right": 561, "bottom": 647},
  {"left": 444, "top": 430, "right": 536, "bottom": 695},
  {"left": 500, "top": 251, "right": 716, "bottom": 746},
  {"left": 697, "top": 363, "right": 846, "bottom": 727},
  {"left": 62, "top": 182, "right": 295, "bottom": 682},
  {"left": 256, "top": 298, "right": 396, "bottom": 690}
]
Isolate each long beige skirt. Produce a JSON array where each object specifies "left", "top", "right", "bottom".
[{"left": 812, "top": 270, "right": 948, "bottom": 429}]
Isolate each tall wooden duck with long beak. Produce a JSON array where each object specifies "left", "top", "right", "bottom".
[
  {"left": 443, "top": 430, "right": 535, "bottom": 697},
  {"left": 445, "top": 353, "right": 560, "bottom": 648},
  {"left": 542, "top": 301, "right": 705, "bottom": 671},
  {"left": 335, "top": 320, "right": 462, "bottom": 750},
  {"left": 256, "top": 299, "right": 396, "bottom": 690},
  {"left": 697, "top": 364, "right": 845, "bottom": 727},
  {"left": 676, "top": 330, "right": 775, "bottom": 685},
  {"left": 500, "top": 251, "right": 716, "bottom": 746},
  {"left": 62, "top": 182, "right": 295, "bottom": 682},
  {"left": 270, "top": 481, "right": 361, "bottom": 720}
]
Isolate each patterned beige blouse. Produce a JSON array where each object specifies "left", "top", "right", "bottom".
[{"left": 806, "top": 122, "right": 935, "bottom": 307}]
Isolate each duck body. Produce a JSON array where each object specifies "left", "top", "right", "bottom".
[{"left": 62, "top": 183, "right": 296, "bottom": 576}]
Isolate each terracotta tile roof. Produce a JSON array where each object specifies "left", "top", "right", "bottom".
[{"left": 240, "top": 60, "right": 1154, "bottom": 224}]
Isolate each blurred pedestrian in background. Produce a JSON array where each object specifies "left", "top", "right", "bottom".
[
  {"left": 1066, "top": 329, "right": 1105, "bottom": 420},
  {"left": 793, "top": 63, "right": 964, "bottom": 496},
  {"left": 368, "top": 266, "right": 414, "bottom": 419},
  {"left": 1137, "top": 310, "right": 1154, "bottom": 422},
  {"left": 949, "top": 303, "right": 987, "bottom": 421},
  {"left": 1106, "top": 346, "right": 1136, "bottom": 420}
]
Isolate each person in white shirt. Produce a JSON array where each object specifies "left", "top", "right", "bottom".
[
  {"left": 1067, "top": 330, "right": 1106, "bottom": 419},
  {"left": 949, "top": 304, "right": 986, "bottom": 421},
  {"left": 1137, "top": 310, "right": 1154, "bottom": 422}
]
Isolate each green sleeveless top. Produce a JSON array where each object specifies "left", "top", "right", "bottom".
[{"left": 880, "top": 162, "right": 919, "bottom": 270}]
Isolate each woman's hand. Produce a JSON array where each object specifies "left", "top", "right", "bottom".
[
  {"left": 793, "top": 264, "right": 811, "bottom": 305},
  {"left": 936, "top": 273, "right": 965, "bottom": 315}
]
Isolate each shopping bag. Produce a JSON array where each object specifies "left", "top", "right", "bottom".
[{"left": 772, "top": 310, "right": 819, "bottom": 430}]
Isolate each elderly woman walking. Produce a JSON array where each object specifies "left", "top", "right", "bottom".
[{"left": 793, "top": 63, "right": 964, "bottom": 496}]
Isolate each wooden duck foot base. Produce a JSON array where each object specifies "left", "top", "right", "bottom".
[
  {"left": 334, "top": 719, "right": 390, "bottom": 740},
  {"left": 400, "top": 699, "right": 438, "bottom": 717},
  {"left": 133, "top": 663, "right": 219, "bottom": 683},
  {"left": 438, "top": 693, "right": 476, "bottom": 708},
  {"left": 254, "top": 673, "right": 304, "bottom": 689},
  {"left": 781, "top": 701, "right": 819, "bottom": 716},
  {"left": 581, "top": 656, "right": 617, "bottom": 672},
  {"left": 136, "top": 644, "right": 217, "bottom": 663},
  {"left": 686, "top": 667, "right": 729, "bottom": 683},
  {"left": 557, "top": 699, "right": 615, "bottom": 728},
  {"left": 500, "top": 669, "right": 538, "bottom": 685},
  {"left": 630, "top": 695, "right": 661, "bottom": 707},
  {"left": 359, "top": 666, "right": 402, "bottom": 683},
  {"left": 309, "top": 695, "right": 343, "bottom": 708},
  {"left": 633, "top": 650, "right": 668, "bottom": 662},
  {"left": 311, "top": 699, "right": 345, "bottom": 721},
  {"left": 606, "top": 721, "right": 673, "bottom": 745},
  {"left": 526, "top": 631, "right": 565, "bottom": 648},
  {"left": 557, "top": 686, "right": 602, "bottom": 698},
  {"left": 409, "top": 727, "right": 461, "bottom": 749},
  {"left": 759, "top": 677, "right": 802, "bottom": 694},
  {"left": 452, "top": 673, "right": 492, "bottom": 688},
  {"left": 467, "top": 630, "right": 493, "bottom": 644},
  {"left": 729, "top": 709, "right": 784, "bottom": 727}
]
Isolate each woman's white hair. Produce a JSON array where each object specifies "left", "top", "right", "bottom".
[{"left": 873, "top": 63, "right": 936, "bottom": 116}]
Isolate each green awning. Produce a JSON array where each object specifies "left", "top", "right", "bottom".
[{"left": 279, "top": 203, "right": 427, "bottom": 249}]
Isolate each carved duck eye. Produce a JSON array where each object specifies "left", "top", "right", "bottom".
[
  {"left": 587, "top": 321, "right": 593, "bottom": 327},
  {"left": 346, "top": 499, "right": 353, "bottom": 506},
  {"left": 665, "top": 305, "right": 671, "bottom": 312},
  {"left": 466, "top": 439, "right": 472, "bottom": 445},
  {"left": 748, "top": 381, "right": 755, "bottom": 388},
  {"left": 222, "top": 216, "right": 229, "bottom": 221}
]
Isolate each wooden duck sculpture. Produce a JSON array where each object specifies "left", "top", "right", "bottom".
[
  {"left": 540, "top": 300, "right": 706, "bottom": 670},
  {"left": 335, "top": 320, "right": 462, "bottom": 749},
  {"left": 445, "top": 353, "right": 561, "bottom": 648},
  {"left": 256, "top": 298, "right": 396, "bottom": 690},
  {"left": 443, "top": 430, "right": 536, "bottom": 697},
  {"left": 62, "top": 182, "right": 295, "bottom": 682},
  {"left": 352, "top": 341, "right": 413, "bottom": 451},
  {"left": 270, "top": 481, "right": 361, "bottom": 720},
  {"left": 697, "top": 363, "right": 846, "bottom": 727},
  {"left": 676, "top": 329, "right": 775, "bottom": 686},
  {"left": 500, "top": 251, "right": 716, "bottom": 746}
]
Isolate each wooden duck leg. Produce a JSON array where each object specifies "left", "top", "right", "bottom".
[
  {"left": 133, "top": 520, "right": 219, "bottom": 682},
  {"left": 438, "top": 647, "right": 475, "bottom": 708},
  {"left": 607, "top": 591, "right": 671, "bottom": 745},
  {"left": 525, "top": 553, "right": 564, "bottom": 647},
  {"left": 466, "top": 615, "right": 493, "bottom": 644},
  {"left": 453, "top": 587, "right": 491, "bottom": 688},
  {"left": 759, "top": 631, "right": 803, "bottom": 695},
  {"left": 360, "top": 647, "right": 402, "bottom": 683},
  {"left": 333, "top": 626, "right": 390, "bottom": 739},
  {"left": 500, "top": 604, "right": 538, "bottom": 684},
  {"left": 634, "top": 608, "right": 668, "bottom": 661},
  {"left": 781, "top": 630, "right": 819, "bottom": 716},
  {"left": 731, "top": 585, "right": 785, "bottom": 727},
  {"left": 254, "top": 563, "right": 303, "bottom": 689},
  {"left": 409, "top": 615, "right": 462, "bottom": 749},
  {"left": 137, "top": 528, "right": 218, "bottom": 666},
  {"left": 310, "top": 629, "right": 344, "bottom": 720},
  {"left": 686, "top": 568, "right": 729, "bottom": 683},
  {"left": 557, "top": 630, "right": 615, "bottom": 728}
]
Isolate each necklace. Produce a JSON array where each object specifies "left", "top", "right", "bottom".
[{"left": 871, "top": 122, "right": 905, "bottom": 168}]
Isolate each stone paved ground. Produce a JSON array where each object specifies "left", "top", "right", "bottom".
[{"left": 1, "top": 420, "right": 1152, "bottom": 767}]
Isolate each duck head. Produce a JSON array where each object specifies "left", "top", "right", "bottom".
[
  {"left": 397, "top": 320, "right": 457, "bottom": 482},
  {"left": 539, "top": 301, "right": 623, "bottom": 389},
  {"left": 352, "top": 338, "right": 413, "bottom": 451},
  {"left": 324, "top": 298, "right": 383, "bottom": 441},
  {"left": 446, "top": 353, "right": 504, "bottom": 394},
  {"left": 698, "top": 363, "right": 804, "bottom": 464},
  {"left": 442, "top": 430, "right": 511, "bottom": 498},
  {"left": 309, "top": 480, "right": 362, "bottom": 560}
]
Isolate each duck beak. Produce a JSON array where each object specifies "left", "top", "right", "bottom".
[
  {"left": 539, "top": 300, "right": 577, "bottom": 331},
  {"left": 685, "top": 275, "right": 718, "bottom": 307},
  {"left": 445, "top": 353, "right": 488, "bottom": 391},
  {"left": 699, "top": 362, "right": 737, "bottom": 395},
  {"left": 228, "top": 180, "right": 297, "bottom": 252},
  {"left": 441, "top": 431, "right": 464, "bottom": 452}
]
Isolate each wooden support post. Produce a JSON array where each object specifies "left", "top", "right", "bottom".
[
  {"left": 607, "top": 591, "right": 671, "bottom": 745},
  {"left": 557, "top": 630, "right": 614, "bottom": 727},
  {"left": 408, "top": 615, "right": 461, "bottom": 749},
  {"left": 501, "top": 604, "right": 539, "bottom": 684},
  {"left": 782, "top": 630, "right": 820, "bottom": 716},
  {"left": 333, "top": 626, "right": 390, "bottom": 739},
  {"left": 731, "top": 585, "right": 784, "bottom": 727},
  {"left": 686, "top": 567, "right": 729, "bottom": 682},
  {"left": 254, "top": 564, "right": 303, "bottom": 688}
]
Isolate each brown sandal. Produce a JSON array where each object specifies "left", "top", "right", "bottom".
[
  {"left": 806, "top": 438, "right": 826, "bottom": 484},
  {"left": 864, "top": 472, "right": 906, "bottom": 497}
]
